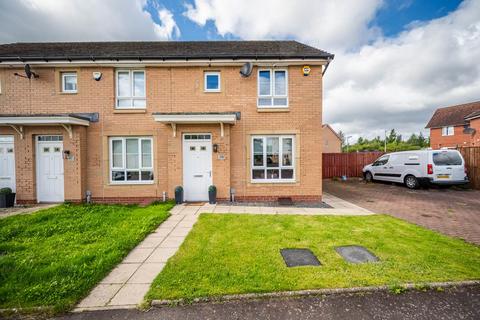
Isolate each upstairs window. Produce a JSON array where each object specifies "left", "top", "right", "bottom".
[
  {"left": 441, "top": 126, "right": 454, "bottom": 136},
  {"left": 116, "top": 70, "right": 146, "bottom": 108},
  {"left": 62, "top": 72, "right": 77, "bottom": 93},
  {"left": 204, "top": 72, "right": 221, "bottom": 92},
  {"left": 258, "top": 69, "right": 288, "bottom": 108}
]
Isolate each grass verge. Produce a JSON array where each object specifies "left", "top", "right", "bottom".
[
  {"left": 0, "top": 202, "right": 173, "bottom": 313},
  {"left": 147, "top": 214, "right": 480, "bottom": 301}
]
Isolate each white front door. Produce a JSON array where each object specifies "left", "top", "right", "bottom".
[
  {"left": 0, "top": 136, "right": 15, "bottom": 192},
  {"left": 36, "top": 136, "right": 64, "bottom": 202},
  {"left": 183, "top": 134, "right": 213, "bottom": 201}
]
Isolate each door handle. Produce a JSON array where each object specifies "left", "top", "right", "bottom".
[
  {"left": 194, "top": 174, "right": 203, "bottom": 178},
  {"left": 388, "top": 166, "right": 393, "bottom": 169},
  {"left": 209, "top": 171, "right": 212, "bottom": 177}
]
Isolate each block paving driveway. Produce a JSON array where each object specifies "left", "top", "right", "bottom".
[{"left": 323, "top": 179, "right": 480, "bottom": 245}]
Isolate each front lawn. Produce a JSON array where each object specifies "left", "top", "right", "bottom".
[
  {"left": 147, "top": 214, "right": 480, "bottom": 301},
  {"left": 0, "top": 202, "right": 173, "bottom": 312}
]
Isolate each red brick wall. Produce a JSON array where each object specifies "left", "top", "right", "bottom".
[{"left": 0, "top": 64, "right": 324, "bottom": 203}]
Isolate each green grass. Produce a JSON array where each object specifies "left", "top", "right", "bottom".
[
  {"left": 147, "top": 214, "right": 480, "bottom": 301},
  {"left": 0, "top": 202, "right": 174, "bottom": 312}
]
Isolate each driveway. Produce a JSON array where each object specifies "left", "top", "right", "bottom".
[
  {"left": 323, "top": 179, "right": 480, "bottom": 245},
  {"left": 56, "top": 285, "right": 480, "bottom": 320}
]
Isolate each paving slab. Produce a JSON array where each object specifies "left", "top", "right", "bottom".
[
  {"left": 123, "top": 248, "right": 154, "bottom": 263},
  {"left": 128, "top": 263, "right": 165, "bottom": 284},
  {"left": 108, "top": 284, "right": 151, "bottom": 306},
  {"left": 146, "top": 247, "right": 179, "bottom": 263},
  {"left": 77, "top": 284, "right": 122, "bottom": 308},
  {"left": 101, "top": 263, "right": 140, "bottom": 284}
]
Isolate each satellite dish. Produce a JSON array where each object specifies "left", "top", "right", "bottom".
[
  {"left": 24, "top": 64, "right": 32, "bottom": 78},
  {"left": 22, "top": 64, "right": 38, "bottom": 79},
  {"left": 240, "top": 62, "right": 253, "bottom": 77}
]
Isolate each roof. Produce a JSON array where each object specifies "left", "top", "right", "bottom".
[
  {"left": 322, "top": 124, "right": 342, "bottom": 141},
  {"left": 425, "top": 101, "right": 480, "bottom": 128},
  {"left": 0, "top": 41, "right": 334, "bottom": 62}
]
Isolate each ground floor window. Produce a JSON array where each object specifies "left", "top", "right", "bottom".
[
  {"left": 109, "top": 137, "right": 153, "bottom": 183},
  {"left": 251, "top": 135, "right": 295, "bottom": 182}
]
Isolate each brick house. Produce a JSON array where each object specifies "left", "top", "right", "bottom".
[
  {"left": 0, "top": 41, "right": 334, "bottom": 204},
  {"left": 321, "top": 124, "right": 342, "bottom": 153},
  {"left": 426, "top": 101, "right": 480, "bottom": 149}
]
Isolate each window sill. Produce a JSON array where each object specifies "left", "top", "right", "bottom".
[
  {"left": 204, "top": 90, "right": 221, "bottom": 93},
  {"left": 257, "top": 108, "right": 290, "bottom": 113},
  {"left": 109, "top": 181, "right": 155, "bottom": 186},
  {"left": 250, "top": 180, "right": 297, "bottom": 184},
  {"left": 113, "top": 109, "right": 147, "bottom": 114},
  {"left": 59, "top": 92, "right": 78, "bottom": 95}
]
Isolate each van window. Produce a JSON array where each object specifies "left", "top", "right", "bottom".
[
  {"left": 373, "top": 155, "right": 389, "bottom": 166},
  {"left": 432, "top": 152, "right": 462, "bottom": 166}
]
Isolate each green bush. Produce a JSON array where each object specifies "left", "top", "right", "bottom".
[{"left": 0, "top": 187, "right": 12, "bottom": 194}]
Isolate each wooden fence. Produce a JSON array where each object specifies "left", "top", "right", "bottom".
[
  {"left": 457, "top": 147, "right": 480, "bottom": 189},
  {"left": 322, "top": 152, "right": 384, "bottom": 178}
]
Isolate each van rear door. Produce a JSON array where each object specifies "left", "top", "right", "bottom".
[{"left": 431, "top": 150, "right": 465, "bottom": 182}]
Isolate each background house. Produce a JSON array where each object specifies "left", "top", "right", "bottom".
[
  {"left": 426, "top": 101, "right": 480, "bottom": 149},
  {"left": 322, "top": 124, "right": 342, "bottom": 153}
]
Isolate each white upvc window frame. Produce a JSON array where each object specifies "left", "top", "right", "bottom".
[
  {"left": 109, "top": 137, "right": 154, "bottom": 184},
  {"left": 115, "top": 70, "right": 146, "bottom": 109},
  {"left": 251, "top": 135, "right": 295, "bottom": 183},
  {"left": 204, "top": 71, "right": 221, "bottom": 92},
  {"left": 441, "top": 126, "right": 454, "bottom": 136},
  {"left": 61, "top": 72, "right": 77, "bottom": 93},
  {"left": 257, "top": 69, "right": 289, "bottom": 108}
]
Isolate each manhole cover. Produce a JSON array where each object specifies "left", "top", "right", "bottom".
[
  {"left": 280, "top": 248, "right": 321, "bottom": 267},
  {"left": 335, "top": 245, "right": 379, "bottom": 264}
]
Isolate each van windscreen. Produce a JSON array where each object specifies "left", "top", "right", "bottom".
[{"left": 432, "top": 152, "right": 462, "bottom": 166}]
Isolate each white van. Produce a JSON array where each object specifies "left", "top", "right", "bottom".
[{"left": 362, "top": 149, "right": 468, "bottom": 189}]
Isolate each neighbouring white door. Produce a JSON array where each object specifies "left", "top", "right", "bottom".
[
  {"left": 36, "top": 136, "right": 64, "bottom": 202},
  {"left": 183, "top": 133, "right": 213, "bottom": 201},
  {"left": 0, "top": 136, "right": 15, "bottom": 192}
]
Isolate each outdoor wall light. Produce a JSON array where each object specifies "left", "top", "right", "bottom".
[{"left": 213, "top": 144, "right": 219, "bottom": 152}]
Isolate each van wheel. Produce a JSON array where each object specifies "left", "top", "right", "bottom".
[
  {"left": 365, "top": 171, "right": 373, "bottom": 182},
  {"left": 404, "top": 175, "right": 419, "bottom": 189}
]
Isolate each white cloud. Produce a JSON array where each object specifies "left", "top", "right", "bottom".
[
  {"left": 153, "top": 8, "right": 181, "bottom": 39},
  {"left": 0, "top": 0, "right": 180, "bottom": 42},
  {"left": 184, "top": 0, "right": 383, "bottom": 52},
  {"left": 325, "top": 0, "right": 480, "bottom": 139},
  {"left": 184, "top": 0, "right": 480, "bottom": 139}
]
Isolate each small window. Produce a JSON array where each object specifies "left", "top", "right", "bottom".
[
  {"left": 43, "top": 147, "right": 50, "bottom": 153},
  {"left": 204, "top": 72, "right": 220, "bottom": 92},
  {"left": 200, "top": 146, "right": 206, "bottom": 151},
  {"left": 62, "top": 72, "right": 77, "bottom": 93},
  {"left": 190, "top": 146, "right": 196, "bottom": 151},
  {"left": 441, "top": 126, "right": 454, "bottom": 136},
  {"left": 116, "top": 70, "right": 146, "bottom": 109},
  {"left": 258, "top": 69, "right": 288, "bottom": 108},
  {"left": 109, "top": 137, "right": 153, "bottom": 184},
  {"left": 54, "top": 147, "right": 61, "bottom": 152}
]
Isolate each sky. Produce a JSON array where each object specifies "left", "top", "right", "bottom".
[{"left": 1, "top": 0, "right": 479, "bottom": 141}]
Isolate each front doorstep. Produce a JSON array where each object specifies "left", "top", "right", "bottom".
[{"left": 151, "top": 280, "right": 480, "bottom": 307}]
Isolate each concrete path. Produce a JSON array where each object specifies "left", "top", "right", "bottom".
[
  {"left": 74, "top": 204, "right": 205, "bottom": 312},
  {"left": 200, "top": 192, "right": 373, "bottom": 215},
  {"left": 75, "top": 194, "right": 372, "bottom": 312}
]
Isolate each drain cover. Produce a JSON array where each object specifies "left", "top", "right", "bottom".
[
  {"left": 280, "top": 248, "right": 321, "bottom": 267},
  {"left": 335, "top": 245, "right": 379, "bottom": 264}
]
